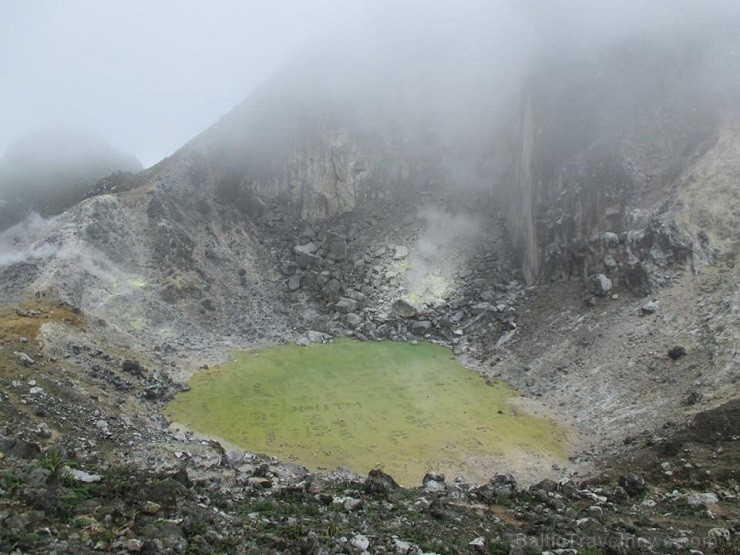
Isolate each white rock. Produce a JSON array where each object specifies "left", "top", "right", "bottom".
[
  {"left": 351, "top": 534, "right": 370, "bottom": 550},
  {"left": 296, "top": 336, "right": 310, "bottom": 347},
  {"left": 687, "top": 492, "right": 719, "bottom": 508},
  {"left": 468, "top": 536, "right": 485, "bottom": 549},
  {"left": 393, "top": 538, "right": 413, "bottom": 553},
  {"left": 293, "top": 242, "right": 318, "bottom": 255},
  {"left": 15, "top": 352, "right": 35, "bottom": 366},
  {"left": 64, "top": 467, "right": 102, "bottom": 483}
]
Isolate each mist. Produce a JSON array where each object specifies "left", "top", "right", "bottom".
[
  {"left": 0, "top": 125, "right": 142, "bottom": 230},
  {"left": 3, "top": 1, "right": 739, "bottom": 172}
]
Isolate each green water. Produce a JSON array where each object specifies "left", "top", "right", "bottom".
[{"left": 166, "top": 339, "right": 569, "bottom": 485}]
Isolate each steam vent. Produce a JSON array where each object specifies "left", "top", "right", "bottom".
[{"left": 1, "top": 2, "right": 738, "bottom": 553}]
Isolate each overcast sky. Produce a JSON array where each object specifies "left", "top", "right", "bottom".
[
  {"left": 0, "top": 0, "right": 362, "bottom": 167},
  {"left": 2, "top": 1, "right": 738, "bottom": 168}
]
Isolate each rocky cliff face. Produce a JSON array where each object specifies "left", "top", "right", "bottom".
[{"left": 498, "top": 35, "right": 737, "bottom": 289}]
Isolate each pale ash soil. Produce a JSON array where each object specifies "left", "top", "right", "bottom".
[{"left": 480, "top": 262, "right": 738, "bottom": 458}]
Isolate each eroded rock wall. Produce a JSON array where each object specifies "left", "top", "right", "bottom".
[{"left": 498, "top": 37, "right": 733, "bottom": 290}]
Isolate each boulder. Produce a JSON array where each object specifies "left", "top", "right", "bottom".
[
  {"left": 63, "top": 468, "right": 102, "bottom": 483},
  {"left": 603, "top": 254, "right": 618, "bottom": 273},
  {"left": 391, "top": 299, "right": 417, "bottom": 318},
  {"left": 687, "top": 492, "right": 719, "bottom": 508},
  {"left": 668, "top": 345, "right": 687, "bottom": 360},
  {"left": 307, "top": 330, "right": 331, "bottom": 343},
  {"left": 295, "top": 251, "right": 321, "bottom": 269},
  {"left": 591, "top": 273, "right": 613, "bottom": 297},
  {"left": 326, "top": 232, "right": 347, "bottom": 261},
  {"left": 393, "top": 245, "right": 409, "bottom": 260},
  {"left": 351, "top": 534, "right": 370, "bottom": 551},
  {"left": 601, "top": 231, "right": 620, "bottom": 247},
  {"left": 334, "top": 297, "right": 358, "bottom": 313},
  {"left": 641, "top": 299, "right": 659, "bottom": 314},
  {"left": 411, "top": 320, "right": 433, "bottom": 333},
  {"left": 321, "top": 279, "right": 341, "bottom": 301},
  {"left": 122, "top": 359, "right": 145, "bottom": 377},
  {"left": 364, "top": 468, "right": 399, "bottom": 494},
  {"left": 287, "top": 274, "right": 301, "bottom": 291},
  {"left": 345, "top": 313, "right": 363, "bottom": 328},
  {"left": 624, "top": 260, "right": 651, "bottom": 297},
  {"left": 618, "top": 473, "right": 646, "bottom": 497},
  {"left": 422, "top": 472, "right": 445, "bottom": 485},
  {"left": 16, "top": 352, "right": 34, "bottom": 366},
  {"left": 293, "top": 242, "right": 318, "bottom": 255},
  {"left": 471, "top": 302, "right": 492, "bottom": 315},
  {"left": 477, "top": 473, "right": 517, "bottom": 501}
]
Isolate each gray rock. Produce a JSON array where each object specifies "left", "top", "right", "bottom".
[
  {"left": 469, "top": 537, "right": 486, "bottom": 552},
  {"left": 391, "top": 299, "right": 417, "bottom": 318},
  {"left": 280, "top": 260, "right": 297, "bottom": 276},
  {"left": 351, "top": 534, "right": 370, "bottom": 550},
  {"left": 471, "top": 302, "right": 492, "bottom": 315},
  {"left": 641, "top": 299, "right": 659, "bottom": 314},
  {"left": 687, "top": 492, "right": 718, "bottom": 508},
  {"left": 222, "top": 449, "right": 247, "bottom": 467},
  {"left": 393, "top": 245, "right": 409, "bottom": 260},
  {"left": 345, "top": 313, "right": 363, "bottom": 328},
  {"left": 624, "top": 260, "right": 652, "bottom": 297},
  {"left": 287, "top": 274, "right": 301, "bottom": 291},
  {"left": 343, "top": 497, "right": 363, "bottom": 512},
  {"left": 424, "top": 480, "right": 446, "bottom": 492},
  {"left": 591, "top": 273, "right": 613, "bottom": 297},
  {"left": 122, "top": 359, "right": 145, "bottom": 376},
  {"left": 326, "top": 232, "right": 347, "bottom": 261},
  {"left": 477, "top": 473, "right": 517, "bottom": 501},
  {"left": 334, "top": 297, "right": 358, "bottom": 313},
  {"left": 64, "top": 467, "right": 102, "bottom": 483},
  {"left": 392, "top": 538, "right": 413, "bottom": 554},
  {"left": 364, "top": 468, "right": 399, "bottom": 494},
  {"left": 295, "top": 251, "right": 321, "bottom": 269},
  {"left": 293, "top": 242, "right": 318, "bottom": 255},
  {"left": 603, "top": 254, "right": 618, "bottom": 273},
  {"left": 16, "top": 352, "right": 34, "bottom": 366},
  {"left": 321, "top": 279, "right": 341, "bottom": 301},
  {"left": 422, "top": 471, "right": 445, "bottom": 485},
  {"left": 618, "top": 473, "right": 646, "bottom": 496},
  {"left": 307, "top": 330, "right": 331, "bottom": 343},
  {"left": 601, "top": 232, "right": 620, "bottom": 247},
  {"left": 411, "top": 320, "right": 432, "bottom": 333}
]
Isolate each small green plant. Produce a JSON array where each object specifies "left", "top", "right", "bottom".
[
  {"left": 487, "top": 540, "right": 512, "bottom": 555},
  {"left": 1, "top": 467, "right": 28, "bottom": 490},
  {"left": 321, "top": 515, "right": 341, "bottom": 539},
  {"left": 249, "top": 498, "right": 281, "bottom": 516},
  {"left": 36, "top": 448, "right": 65, "bottom": 475}
]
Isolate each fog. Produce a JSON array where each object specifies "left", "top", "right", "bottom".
[{"left": 2, "top": 0, "right": 739, "bottom": 171}]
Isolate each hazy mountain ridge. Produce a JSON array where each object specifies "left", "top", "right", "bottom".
[{"left": 0, "top": 126, "right": 142, "bottom": 230}]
